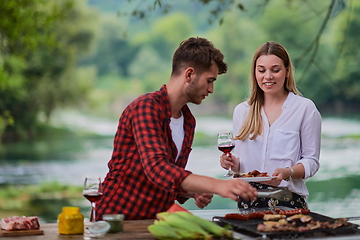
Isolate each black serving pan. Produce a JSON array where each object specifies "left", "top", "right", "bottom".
[{"left": 213, "top": 207, "right": 360, "bottom": 239}]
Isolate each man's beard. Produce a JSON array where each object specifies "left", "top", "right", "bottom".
[{"left": 185, "top": 77, "right": 202, "bottom": 105}]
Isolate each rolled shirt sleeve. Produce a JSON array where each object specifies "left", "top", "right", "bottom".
[{"left": 298, "top": 105, "right": 322, "bottom": 179}]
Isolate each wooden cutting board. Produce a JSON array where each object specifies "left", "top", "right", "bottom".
[{"left": 0, "top": 229, "right": 44, "bottom": 237}]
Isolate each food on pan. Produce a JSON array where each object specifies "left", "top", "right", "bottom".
[
  {"left": 274, "top": 208, "right": 311, "bottom": 216},
  {"left": 298, "top": 218, "right": 351, "bottom": 232},
  {"left": 286, "top": 214, "right": 313, "bottom": 223},
  {"left": 258, "top": 219, "right": 297, "bottom": 232},
  {"left": 1, "top": 216, "right": 40, "bottom": 231},
  {"left": 277, "top": 219, "right": 288, "bottom": 225},
  {"left": 246, "top": 211, "right": 274, "bottom": 219},
  {"left": 263, "top": 219, "right": 288, "bottom": 227},
  {"left": 257, "top": 216, "right": 351, "bottom": 232},
  {"left": 263, "top": 214, "right": 286, "bottom": 221},
  {"left": 233, "top": 170, "right": 270, "bottom": 178},
  {"left": 263, "top": 221, "right": 281, "bottom": 227},
  {"left": 223, "top": 207, "right": 351, "bottom": 234},
  {"left": 224, "top": 213, "right": 250, "bottom": 221},
  {"left": 224, "top": 211, "right": 274, "bottom": 221}
]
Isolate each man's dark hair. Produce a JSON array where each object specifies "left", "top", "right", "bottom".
[{"left": 171, "top": 37, "right": 227, "bottom": 76}]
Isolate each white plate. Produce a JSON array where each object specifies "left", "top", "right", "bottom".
[{"left": 236, "top": 176, "right": 276, "bottom": 182}]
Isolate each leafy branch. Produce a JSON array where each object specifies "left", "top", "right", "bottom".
[{"left": 293, "top": 0, "right": 337, "bottom": 81}]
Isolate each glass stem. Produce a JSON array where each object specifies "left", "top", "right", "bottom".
[{"left": 91, "top": 202, "right": 96, "bottom": 222}]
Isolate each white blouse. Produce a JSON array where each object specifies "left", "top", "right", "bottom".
[{"left": 233, "top": 92, "right": 322, "bottom": 199}]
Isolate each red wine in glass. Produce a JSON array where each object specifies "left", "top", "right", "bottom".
[
  {"left": 218, "top": 131, "right": 235, "bottom": 177},
  {"left": 83, "top": 192, "right": 103, "bottom": 203},
  {"left": 83, "top": 177, "right": 103, "bottom": 222},
  {"left": 218, "top": 144, "right": 235, "bottom": 154}
]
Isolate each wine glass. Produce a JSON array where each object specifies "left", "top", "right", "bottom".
[
  {"left": 83, "top": 177, "right": 103, "bottom": 223},
  {"left": 218, "top": 131, "right": 235, "bottom": 177}
]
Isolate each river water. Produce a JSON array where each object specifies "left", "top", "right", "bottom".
[{"left": 0, "top": 112, "right": 360, "bottom": 222}]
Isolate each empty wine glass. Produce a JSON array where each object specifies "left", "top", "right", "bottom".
[
  {"left": 83, "top": 177, "right": 103, "bottom": 222},
  {"left": 218, "top": 131, "right": 235, "bottom": 177}
]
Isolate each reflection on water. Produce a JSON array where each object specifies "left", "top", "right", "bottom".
[
  {"left": 0, "top": 136, "right": 112, "bottom": 186},
  {"left": 0, "top": 114, "right": 360, "bottom": 222}
]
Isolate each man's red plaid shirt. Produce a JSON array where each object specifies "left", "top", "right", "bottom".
[{"left": 96, "top": 85, "right": 195, "bottom": 220}]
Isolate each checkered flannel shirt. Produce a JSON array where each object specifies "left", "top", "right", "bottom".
[{"left": 96, "top": 85, "right": 195, "bottom": 220}]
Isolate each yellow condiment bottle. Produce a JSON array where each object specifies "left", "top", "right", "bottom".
[{"left": 58, "top": 206, "right": 84, "bottom": 235}]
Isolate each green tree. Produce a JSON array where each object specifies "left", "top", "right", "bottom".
[
  {"left": 206, "top": 13, "right": 267, "bottom": 113},
  {"left": 0, "top": 0, "right": 98, "bottom": 142},
  {"left": 331, "top": 0, "right": 360, "bottom": 113},
  {"left": 256, "top": 0, "right": 322, "bottom": 99},
  {"left": 129, "top": 12, "right": 195, "bottom": 92},
  {"left": 86, "top": 0, "right": 359, "bottom": 115},
  {"left": 81, "top": 14, "right": 139, "bottom": 77}
]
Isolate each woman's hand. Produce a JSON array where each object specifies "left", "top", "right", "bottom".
[
  {"left": 265, "top": 167, "right": 294, "bottom": 186},
  {"left": 262, "top": 176, "right": 282, "bottom": 187},
  {"left": 220, "top": 154, "right": 240, "bottom": 173},
  {"left": 273, "top": 167, "right": 291, "bottom": 180}
]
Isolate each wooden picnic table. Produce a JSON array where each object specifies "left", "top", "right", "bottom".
[
  {"left": 1, "top": 209, "right": 359, "bottom": 240},
  {"left": 0, "top": 219, "right": 156, "bottom": 239}
]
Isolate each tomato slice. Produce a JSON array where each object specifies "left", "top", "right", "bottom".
[{"left": 166, "top": 203, "right": 190, "bottom": 213}]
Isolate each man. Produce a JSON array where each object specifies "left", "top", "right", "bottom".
[{"left": 96, "top": 37, "right": 257, "bottom": 220}]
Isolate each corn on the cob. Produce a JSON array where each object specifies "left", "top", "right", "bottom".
[
  {"left": 172, "top": 227, "right": 206, "bottom": 239},
  {"left": 149, "top": 212, "right": 234, "bottom": 239},
  {"left": 147, "top": 223, "right": 182, "bottom": 240},
  {"left": 153, "top": 219, "right": 206, "bottom": 239},
  {"left": 156, "top": 212, "right": 212, "bottom": 239},
  {"left": 174, "top": 211, "right": 232, "bottom": 238}
]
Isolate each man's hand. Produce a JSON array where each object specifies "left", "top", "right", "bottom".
[
  {"left": 215, "top": 179, "right": 258, "bottom": 202},
  {"left": 193, "top": 193, "right": 213, "bottom": 209},
  {"left": 181, "top": 174, "right": 257, "bottom": 203}
]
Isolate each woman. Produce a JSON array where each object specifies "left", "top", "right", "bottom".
[{"left": 220, "top": 41, "right": 321, "bottom": 209}]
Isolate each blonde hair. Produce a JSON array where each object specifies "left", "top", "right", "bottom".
[{"left": 235, "top": 42, "right": 300, "bottom": 141}]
